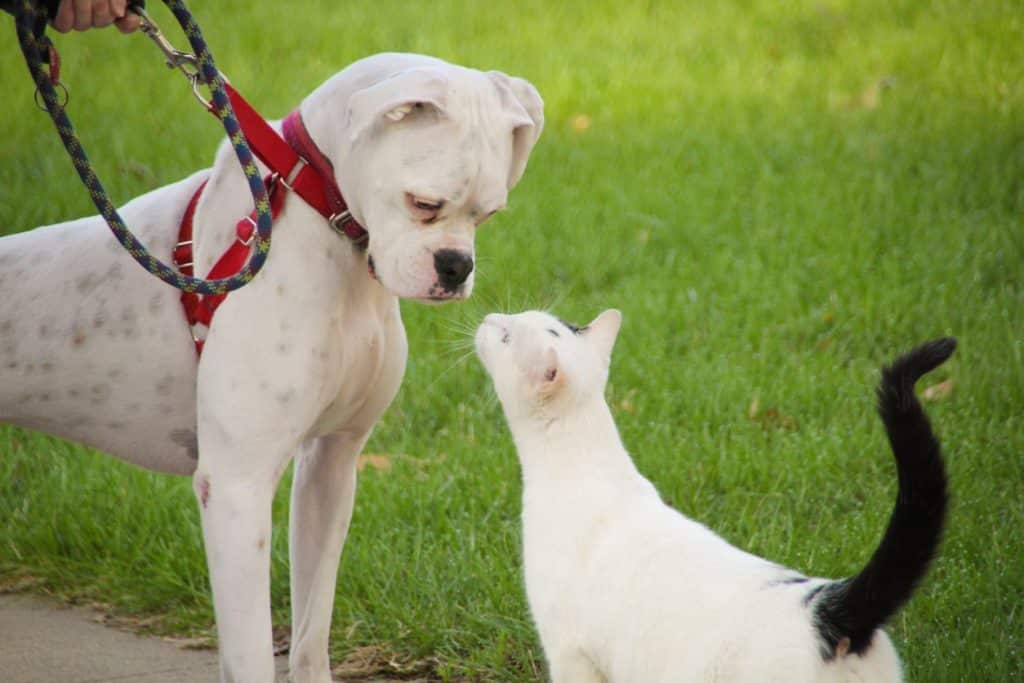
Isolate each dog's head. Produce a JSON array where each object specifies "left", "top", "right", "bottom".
[{"left": 320, "top": 56, "right": 543, "bottom": 302}]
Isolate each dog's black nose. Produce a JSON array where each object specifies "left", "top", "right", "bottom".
[{"left": 434, "top": 249, "right": 474, "bottom": 290}]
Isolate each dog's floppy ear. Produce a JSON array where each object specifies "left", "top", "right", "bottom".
[
  {"left": 487, "top": 71, "right": 545, "bottom": 189},
  {"left": 347, "top": 67, "right": 449, "bottom": 142}
]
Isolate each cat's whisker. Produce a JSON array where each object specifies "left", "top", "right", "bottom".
[
  {"left": 423, "top": 347, "right": 479, "bottom": 392},
  {"left": 435, "top": 326, "right": 470, "bottom": 338}
]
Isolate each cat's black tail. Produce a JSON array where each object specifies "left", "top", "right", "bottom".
[{"left": 811, "top": 338, "right": 955, "bottom": 658}]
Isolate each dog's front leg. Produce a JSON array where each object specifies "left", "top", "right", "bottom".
[
  {"left": 194, "top": 459, "right": 285, "bottom": 683},
  {"left": 288, "top": 431, "right": 368, "bottom": 683},
  {"left": 194, "top": 423, "right": 295, "bottom": 683}
]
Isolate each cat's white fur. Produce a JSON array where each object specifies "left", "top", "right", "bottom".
[{"left": 475, "top": 310, "right": 903, "bottom": 683}]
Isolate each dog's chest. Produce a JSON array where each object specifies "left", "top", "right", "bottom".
[{"left": 310, "top": 305, "right": 408, "bottom": 437}]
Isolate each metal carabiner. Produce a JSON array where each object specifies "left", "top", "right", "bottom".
[{"left": 133, "top": 6, "right": 212, "bottom": 108}]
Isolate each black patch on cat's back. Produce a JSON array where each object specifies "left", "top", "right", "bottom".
[{"left": 803, "top": 583, "right": 827, "bottom": 606}]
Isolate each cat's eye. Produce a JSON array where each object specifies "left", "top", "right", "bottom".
[
  {"left": 558, "top": 317, "right": 584, "bottom": 335},
  {"left": 547, "top": 329, "right": 560, "bottom": 338}
]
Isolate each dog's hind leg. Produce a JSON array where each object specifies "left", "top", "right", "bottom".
[{"left": 287, "top": 431, "right": 366, "bottom": 683}]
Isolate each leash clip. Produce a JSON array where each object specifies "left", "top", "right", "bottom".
[{"left": 135, "top": 7, "right": 211, "bottom": 108}]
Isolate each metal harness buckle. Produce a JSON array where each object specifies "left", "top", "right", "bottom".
[
  {"left": 328, "top": 210, "right": 353, "bottom": 238},
  {"left": 238, "top": 216, "right": 258, "bottom": 247},
  {"left": 174, "top": 238, "right": 194, "bottom": 269},
  {"left": 280, "top": 158, "right": 308, "bottom": 191}
]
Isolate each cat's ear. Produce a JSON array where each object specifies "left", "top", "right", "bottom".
[
  {"left": 583, "top": 309, "right": 622, "bottom": 363},
  {"left": 526, "top": 345, "right": 562, "bottom": 394}
]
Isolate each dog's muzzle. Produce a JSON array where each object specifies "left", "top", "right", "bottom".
[{"left": 434, "top": 249, "right": 474, "bottom": 291}]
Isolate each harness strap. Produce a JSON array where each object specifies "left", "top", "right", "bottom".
[
  {"left": 175, "top": 175, "right": 288, "bottom": 354},
  {"left": 282, "top": 110, "right": 368, "bottom": 245},
  {"left": 220, "top": 84, "right": 367, "bottom": 245},
  {"left": 172, "top": 83, "right": 368, "bottom": 356}
]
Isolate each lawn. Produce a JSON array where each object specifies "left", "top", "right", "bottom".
[{"left": 1, "top": 0, "right": 1022, "bottom": 681}]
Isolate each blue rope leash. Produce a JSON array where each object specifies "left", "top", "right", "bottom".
[{"left": 13, "top": 0, "right": 273, "bottom": 295}]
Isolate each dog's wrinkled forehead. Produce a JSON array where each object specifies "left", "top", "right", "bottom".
[
  {"left": 394, "top": 122, "right": 507, "bottom": 208},
  {"left": 346, "top": 64, "right": 543, "bottom": 192}
]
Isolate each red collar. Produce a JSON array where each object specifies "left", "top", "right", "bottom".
[
  {"left": 174, "top": 85, "right": 371, "bottom": 356},
  {"left": 221, "top": 82, "right": 368, "bottom": 247}
]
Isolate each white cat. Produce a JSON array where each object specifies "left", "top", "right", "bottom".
[{"left": 475, "top": 309, "right": 953, "bottom": 683}]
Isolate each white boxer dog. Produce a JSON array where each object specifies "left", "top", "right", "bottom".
[{"left": 0, "top": 52, "right": 543, "bottom": 683}]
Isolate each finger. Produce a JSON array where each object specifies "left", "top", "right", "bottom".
[
  {"left": 115, "top": 12, "right": 141, "bottom": 33},
  {"left": 111, "top": 0, "right": 127, "bottom": 17},
  {"left": 73, "top": 0, "right": 93, "bottom": 31},
  {"left": 53, "top": 0, "right": 75, "bottom": 32},
  {"left": 91, "top": 0, "right": 114, "bottom": 28}
]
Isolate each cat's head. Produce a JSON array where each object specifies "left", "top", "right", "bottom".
[{"left": 475, "top": 309, "right": 622, "bottom": 421}]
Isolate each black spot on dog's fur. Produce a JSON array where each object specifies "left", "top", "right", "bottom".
[
  {"left": 170, "top": 429, "right": 200, "bottom": 460},
  {"left": 155, "top": 374, "right": 176, "bottom": 396}
]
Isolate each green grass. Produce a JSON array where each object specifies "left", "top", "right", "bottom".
[{"left": 1, "top": 0, "right": 1022, "bottom": 680}]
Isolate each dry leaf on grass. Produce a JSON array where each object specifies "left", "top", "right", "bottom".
[
  {"left": 618, "top": 388, "right": 638, "bottom": 414},
  {"left": 272, "top": 623, "right": 290, "bottom": 655},
  {"left": 923, "top": 378, "right": 954, "bottom": 402},
  {"left": 0, "top": 575, "right": 43, "bottom": 594},
  {"left": 331, "top": 644, "right": 442, "bottom": 681},
  {"left": 569, "top": 113, "right": 591, "bottom": 132},
  {"left": 358, "top": 453, "right": 440, "bottom": 473},
  {"left": 747, "top": 395, "right": 797, "bottom": 431},
  {"left": 357, "top": 454, "right": 393, "bottom": 472},
  {"left": 164, "top": 635, "right": 217, "bottom": 650},
  {"left": 831, "top": 76, "right": 896, "bottom": 111}
]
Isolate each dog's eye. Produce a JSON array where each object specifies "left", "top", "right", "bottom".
[
  {"left": 501, "top": 331, "right": 511, "bottom": 344},
  {"left": 407, "top": 194, "right": 445, "bottom": 223},
  {"left": 547, "top": 329, "right": 560, "bottom": 338},
  {"left": 414, "top": 198, "right": 443, "bottom": 211}
]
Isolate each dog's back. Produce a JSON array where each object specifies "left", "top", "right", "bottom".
[{"left": 0, "top": 172, "right": 207, "bottom": 473}]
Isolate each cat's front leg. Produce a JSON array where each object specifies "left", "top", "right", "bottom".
[{"left": 547, "top": 647, "right": 606, "bottom": 683}]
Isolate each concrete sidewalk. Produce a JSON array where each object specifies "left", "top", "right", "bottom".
[{"left": 0, "top": 593, "right": 288, "bottom": 682}]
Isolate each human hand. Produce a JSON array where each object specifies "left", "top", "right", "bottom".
[{"left": 52, "top": 0, "right": 142, "bottom": 33}]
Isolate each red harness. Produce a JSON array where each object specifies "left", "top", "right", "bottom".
[{"left": 173, "top": 83, "right": 367, "bottom": 354}]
